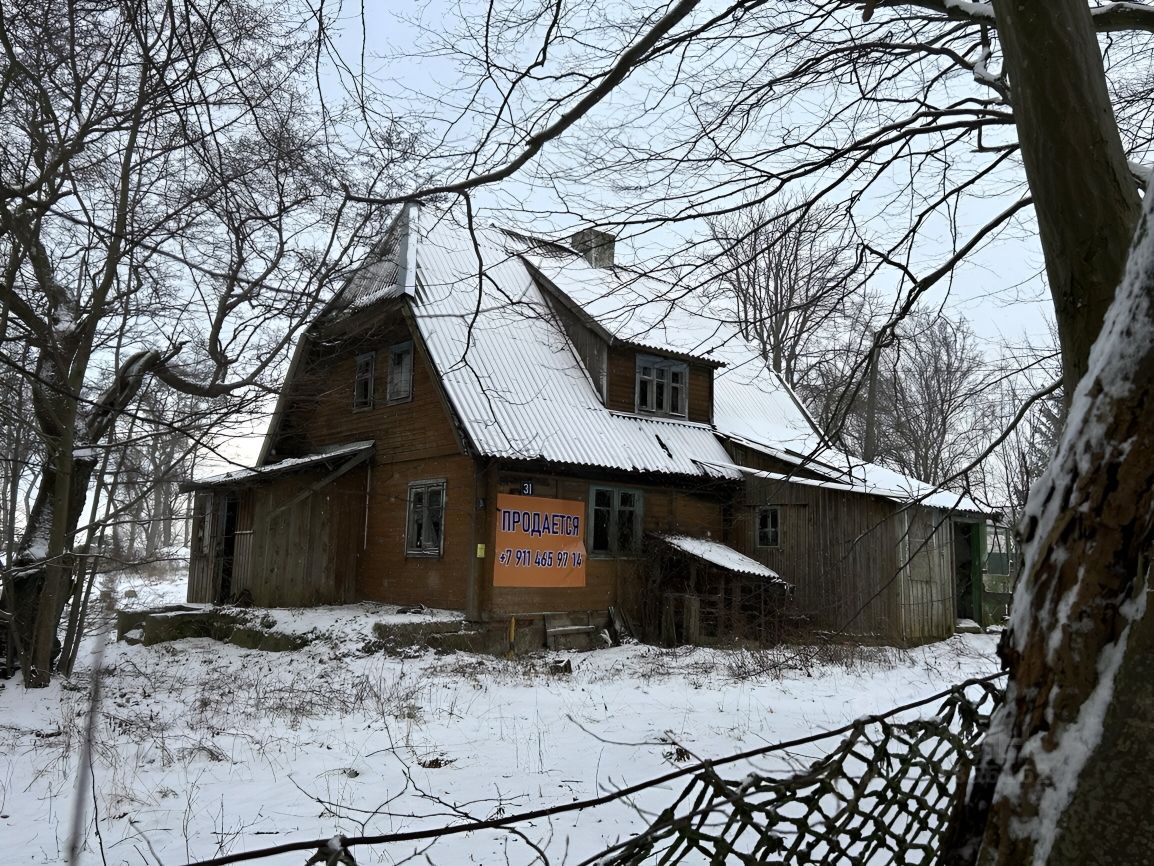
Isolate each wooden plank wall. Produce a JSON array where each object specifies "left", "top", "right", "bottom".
[
  {"left": 735, "top": 478, "right": 903, "bottom": 640},
  {"left": 605, "top": 345, "right": 713, "bottom": 423},
  {"left": 898, "top": 506, "right": 956, "bottom": 642},
  {"left": 356, "top": 453, "right": 478, "bottom": 610},
  {"left": 480, "top": 470, "right": 727, "bottom": 621},
  {"left": 238, "top": 469, "right": 368, "bottom": 606},
  {"left": 266, "top": 314, "right": 479, "bottom": 610},
  {"left": 231, "top": 490, "right": 255, "bottom": 596},
  {"left": 186, "top": 492, "right": 213, "bottom": 603}
]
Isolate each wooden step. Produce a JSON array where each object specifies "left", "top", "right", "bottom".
[{"left": 546, "top": 625, "right": 597, "bottom": 636}]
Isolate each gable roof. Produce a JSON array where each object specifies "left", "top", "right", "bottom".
[{"left": 268, "top": 205, "right": 983, "bottom": 512}]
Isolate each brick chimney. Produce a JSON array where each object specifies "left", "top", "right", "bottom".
[{"left": 570, "top": 228, "right": 616, "bottom": 268}]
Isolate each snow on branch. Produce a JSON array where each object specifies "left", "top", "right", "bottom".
[{"left": 866, "top": 0, "right": 1154, "bottom": 34}]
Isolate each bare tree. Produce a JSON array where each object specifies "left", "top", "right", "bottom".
[
  {"left": 0, "top": 0, "right": 410, "bottom": 686},
  {"left": 352, "top": 2, "right": 1154, "bottom": 861},
  {"left": 978, "top": 339, "right": 1064, "bottom": 525},
  {"left": 708, "top": 199, "right": 858, "bottom": 390},
  {"left": 870, "top": 310, "right": 998, "bottom": 487}
]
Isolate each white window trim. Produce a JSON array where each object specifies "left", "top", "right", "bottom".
[{"left": 635, "top": 354, "right": 688, "bottom": 417}]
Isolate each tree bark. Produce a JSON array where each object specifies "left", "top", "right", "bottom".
[
  {"left": 939, "top": 3, "right": 1154, "bottom": 863},
  {"left": 969, "top": 186, "right": 1154, "bottom": 866},
  {"left": 993, "top": 0, "right": 1141, "bottom": 402},
  {"left": 10, "top": 350, "right": 161, "bottom": 686}
]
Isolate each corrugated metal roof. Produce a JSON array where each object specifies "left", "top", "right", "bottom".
[
  {"left": 653, "top": 533, "right": 788, "bottom": 583},
  {"left": 313, "top": 209, "right": 980, "bottom": 509},
  {"left": 186, "top": 441, "right": 374, "bottom": 489},
  {"left": 406, "top": 215, "right": 740, "bottom": 477},
  {"left": 527, "top": 253, "right": 734, "bottom": 364},
  {"left": 525, "top": 241, "right": 832, "bottom": 458},
  {"left": 700, "top": 460, "right": 987, "bottom": 514}
]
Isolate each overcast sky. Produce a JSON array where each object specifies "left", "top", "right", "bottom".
[{"left": 349, "top": 1, "right": 1054, "bottom": 349}]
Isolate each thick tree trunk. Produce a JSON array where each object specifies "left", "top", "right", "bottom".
[
  {"left": 9, "top": 349, "right": 161, "bottom": 687},
  {"left": 10, "top": 449, "right": 99, "bottom": 687},
  {"left": 994, "top": 0, "right": 1141, "bottom": 401},
  {"left": 940, "top": 3, "right": 1154, "bottom": 863},
  {"left": 969, "top": 188, "right": 1154, "bottom": 866},
  {"left": 1045, "top": 586, "right": 1154, "bottom": 864}
]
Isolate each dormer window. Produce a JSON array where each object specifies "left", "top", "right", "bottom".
[{"left": 636, "top": 354, "right": 687, "bottom": 417}]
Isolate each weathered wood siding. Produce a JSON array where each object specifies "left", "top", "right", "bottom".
[
  {"left": 230, "top": 490, "right": 255, "bottom": 594},
  {"left": 479, "top": 470, "right": 727, "bottom": 621},
  {"left": 897, "top": 506, "right": 956, "bottom": 642},
  {"left": 239, "top": 470, "right": 366, "bottom": 605},
  {"left": 278, "top": 317, "right": 463, "bottom": 461},
  {"left": 187, "top": 492, "right": 213, "bottom": 603},
  {"left": 735, "top": 478, "right": 903, "bottom": 640},
  {"left": 605, "top": 345, "right": 713, "bottom": 423},
  {"left": 269, "top": 313, "right": 476, "bottom": 610},
  {"left": 356, "top": 453, "right": 478, "bottom": 609},
  {"left": 186, "top": 473, "right": 365, "bottom": 607}
]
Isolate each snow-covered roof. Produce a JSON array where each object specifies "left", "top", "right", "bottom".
[
  {"left": 186, "top": 441, "right": 374, "bottom": 489},
  {"left": 372, "top": 210, "right": 741, "bottom": 478},
  {"left": 653, "top": 533, "right": 788, "bottom": 583},
  {"left": 705, "top": 461, "right": 984, "bottom": 514},
  {"left": 318, "top": 206, "right": 980, "bottom": 509},
  {"left": 526, "top": 253, "right": 730, "bottom": 364}
]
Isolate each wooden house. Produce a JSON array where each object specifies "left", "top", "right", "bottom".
[{"left": 184, "top": 206, "right": 988, "bottom": 644}]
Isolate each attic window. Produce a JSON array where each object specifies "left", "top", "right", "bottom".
[
  {"left": 636, "top": 355, "right": 687, "bottom": 417},
  {"left": 353, "top": 352, "right": 375, "bottom": 410},
  {"left": 387, "top": 341, "right": 413, "bottom": 403}
]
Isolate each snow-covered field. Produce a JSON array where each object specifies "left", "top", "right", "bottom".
[{"left": 0, "top": 569, "right": 1000, "bottom": 866}]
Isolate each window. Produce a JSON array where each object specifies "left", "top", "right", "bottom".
[
  {"left": 590, "top": 486, "right": 643, "bottom": 555},
  {"left": 636, "top": 355, "right": 687, "bottom": 416},
  {"left": 353, "top": 352, "right": 375, "bottom": 410},
  {"left": 406, "top": 481, "right": 445, "bottom": 556},
  {"left": 756, "top": 505, "right": 780, "bottom": 548},
  {"left": 387, "top": 341, "right": 413, "bottom": 403}
]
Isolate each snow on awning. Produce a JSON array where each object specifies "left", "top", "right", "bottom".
[
  {"left": 652, "top": 533, "right": 788, "bottom": 584},
  {"left": 182, "top": 441, "right": 375, "bottom": 490}
]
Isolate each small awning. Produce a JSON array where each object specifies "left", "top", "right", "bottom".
[
  {"left": 652, "top": 533, "right": 789, "bottom": 584},
  {"left": 181, "top": 441, "right": 374, "bottom": 490}
]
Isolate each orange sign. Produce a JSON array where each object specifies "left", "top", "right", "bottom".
[{"left": 493, "top": 494, "right": 587, "bottom": 587}]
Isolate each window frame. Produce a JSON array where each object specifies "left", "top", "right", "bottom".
[
  {"left": 589, "top": 485, "right": 644, "bottom": 557},
  {"left": 405, "top": 479, "right": 446, "bottom": 557},
  {"left": 635, "top": 354, "right": 688, "bottom": 418},
  {"left": 386, "top": 340, "right": 414, "bottom": 404},
  {"left": 353, "top": 352, "right": 375, "bottom": 411},
  {"left": 756, "top": 504, "right": 781, "bottom": 549}
]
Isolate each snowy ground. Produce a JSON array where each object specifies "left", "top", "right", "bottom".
[{"left": 1, "top": 568, "right": 1000, "bottom": 866}]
